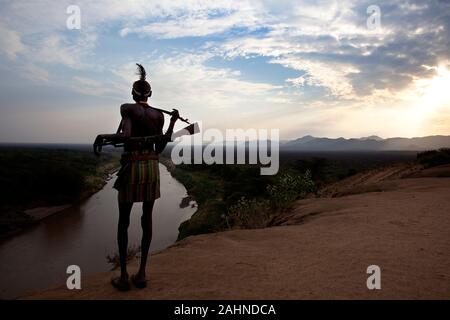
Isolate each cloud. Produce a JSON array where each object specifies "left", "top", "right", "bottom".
[
  {"left": 71, "top": 76, "right": 118, "bottom": 96},
  {"left": 120, "top": 8, "right": 263, "bottom": 39},
  {"left": 4, "top": 0, "right": 448, "bottom": 102},
  {"left": 0, "top": 0, "right": 449, "bottom": 142},
  {"left": 213, "top": 0, "right": 450, "bottom": 103},
  {"left": 0, "top": 24, "right": 26, "bottom": 60},
  {"left": 272, "top": 56, "right": 359, "bottom": 97},
  {"left": 31, "top": 33, "right": 97, "bottom": 69},
  {"left": 18, "top": 62, "right": 50, "bottom": 82},
  {"left": 113, "top": 53, "right": 281, "bottom": 111}
]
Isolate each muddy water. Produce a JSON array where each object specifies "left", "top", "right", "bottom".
[{"left": 0, "top": 164, "right": 196, "bottom": 299}]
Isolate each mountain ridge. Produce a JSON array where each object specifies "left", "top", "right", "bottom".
[{"left": 282, "top": 134, "right": 450, "bottom": 151}]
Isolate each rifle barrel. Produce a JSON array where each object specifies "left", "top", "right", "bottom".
[{"left": 149, "top": 106, "right": 190, "bottom": 124}]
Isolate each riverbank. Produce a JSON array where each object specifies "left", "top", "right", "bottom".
[
  {"left": 160, "top": 157, "right": 230, "bottom": 240},
  {"left": 23, "top": 161, "right": 119, "bottom": 221},
  {"left": 25, "top": 165, "right": 450, "bottom": 299},
  {"left": 0, "top": 163, "right": 197, "bottom": 299},
  {"left": 0, "top": 147, "right": 120, "bottom": 238}
]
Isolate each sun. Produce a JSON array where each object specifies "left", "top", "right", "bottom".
[
  {"left": 404, "top": 64, "right": 450, "bottom": 135},
  {"left": 415, "top": 64, "right": 450, "bottom": 109}
]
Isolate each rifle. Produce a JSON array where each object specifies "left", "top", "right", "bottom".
[
  {"left": 93, "top": 122, "right": 199, "bottom": 155},
  {"left": 151, "top": 107, "right": 190, "bottom": 124}
]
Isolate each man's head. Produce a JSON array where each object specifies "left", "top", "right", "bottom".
[{"left": 132, "top": 63, "right": 152, "bottom": 102}]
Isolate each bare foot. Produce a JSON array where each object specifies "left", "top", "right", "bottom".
[
  {"left": 111, "top": 274, "right": 130, "bottom": 291},
  {"left": 131, "top": 272, "right": 147, "bottom": 289}
]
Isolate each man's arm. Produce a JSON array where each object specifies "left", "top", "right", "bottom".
[
  {"left": 93, "top": 105, "right": 132, "bottom": 154},
  {"left": 155, "top": 110, "right": 179, "bottom": 153}
]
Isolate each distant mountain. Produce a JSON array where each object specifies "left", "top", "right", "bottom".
[
  {"left": 282, "top": 135, "right": 450, "bottom": 151},
  {"left": 286, "top": 135, "right": 316, "bottom": 145},
  {"left": 359, "top": 135, "right": 383, "bottom": 141}
]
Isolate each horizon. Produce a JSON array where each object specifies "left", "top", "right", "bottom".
[
  {"left": 1, "top": 133, "right": 450, "bottom": 146},
  {"left": 1, "top": 1, "right": 450, "bottom": 143}
]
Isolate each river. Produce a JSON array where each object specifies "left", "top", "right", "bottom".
[{"left": 0, "top": 164, "right": 196, "bottom": 299}]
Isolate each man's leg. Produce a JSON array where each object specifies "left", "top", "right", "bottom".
[
  {"left": 118, "top": 202, "right": 133, "bottom": 280},
  {"left": 136, "top": 200, "right": 154, "bottom": 281}
]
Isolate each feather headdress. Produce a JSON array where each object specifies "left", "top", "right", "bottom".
[
  {"left": 133, "top": 63, "right": 152, "bottom": 98},
  {"left": 136, "top": 63, "right": 147, "bottom": 81}
]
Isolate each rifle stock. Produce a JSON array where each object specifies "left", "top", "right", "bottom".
[{"left": 171, "top": 122, "right": 200, "bottom": 140}]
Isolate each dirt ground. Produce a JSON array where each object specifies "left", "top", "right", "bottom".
[{"left": 25, "top": 165, "right": 450, "bottom": 299}]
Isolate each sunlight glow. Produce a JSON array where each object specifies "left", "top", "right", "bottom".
[
  {"left": 416, "top": 64, "right": 450, "bottom": 108},
  {"left": 406, "top": 64, "right": 450, "bottom": 135}
]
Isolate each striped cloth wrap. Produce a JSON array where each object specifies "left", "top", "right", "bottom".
[{"left": 114, "top": 151, "right": 160, "bottom": 203}]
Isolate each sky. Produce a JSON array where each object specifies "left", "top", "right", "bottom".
[{"left": 0, "top": 0, "right": 449, "bottom": 143}]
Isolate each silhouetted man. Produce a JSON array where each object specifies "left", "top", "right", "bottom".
[{"left": 96, "top": 64, "right": 178, "bottom": 291}]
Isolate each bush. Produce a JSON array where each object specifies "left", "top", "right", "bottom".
[
  {"left": 228, "top": 196, "right": 270, "bottom": 229},
  {"left": 227, "top": 171, "right": 315, "bottom": 229},
  {"left": 266, "top": 170, "right": 314, "bottom": 210},
  {"left": 417, "top": 148, "right": 450, "bottom": 168}
]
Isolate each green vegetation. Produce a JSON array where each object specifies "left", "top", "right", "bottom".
[
  {"left": 228, "top": 171, "right": 314, "bottom": 228},
  {"left": 166, "top": 152, "right": 420, "bottom": 240},
  {"left": 0, "top": 146, "right": 120, "bottom": 236},
  {"left": 416, "top": 148, "right": 450, "bottom": 168},
  {"left": 266, "top": 171, "right": 315, "bottom": 210},
  {"left": 169, "top": 160, "right": 324, "bottom": 240}
]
